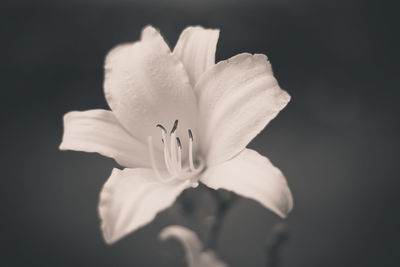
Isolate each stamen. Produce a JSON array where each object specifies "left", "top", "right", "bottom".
[
  {"left": 147, "top": 136, "right": 165, "bottom": 181},
  {"left": 151, "top": 121, "right": 204, "bottom": 185},
  {"left": 170, "top": 120, "right": 179, "bottom": 134},
  {"left": 157, "top": 124, "right": 168, "bottom": 149},
  {"left": 176, "top": 137, "right": 182, "bottom": 149},
  {"left": 157, "top": 124, "right": 173, "bottom": 175},
  {"left": 162, "top": 138, "right": 173, "bottom": 175},
  {"left": 148, "top": 136, "right": 176, "bottom": 183},
  {"left": 170, "top": 120, "right": 179, "bottom": 171},
  {"left": 188, "top": 130, "right": 195, "bottom": 171},
  {"left": 170, "top": 132, "right": 177, "bottom": 170},
  {"left": 176, "top": 137, "right": 182, "bottom": 171},
  {"left": 156, "top": 124, "right": 167, "bottom": 133},
  {"left": 188, "top": 129, "right": 193, "bottom": 141}
]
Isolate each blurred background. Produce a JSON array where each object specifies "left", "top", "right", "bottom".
[{"left": 1, "top": 0, "right": 399, "bottom": 266}]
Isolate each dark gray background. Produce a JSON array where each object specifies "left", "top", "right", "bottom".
[{"left": 2, "top": 0, "right": 399, "bottom": 266}]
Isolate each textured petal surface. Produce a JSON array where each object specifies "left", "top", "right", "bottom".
[
  {"left": 196, "top": 53, "right": 290, "bottom": 165},
  {"left": 173, "top": 26, "right": 220, "bottom": 87},
  {"left": 160, "top": 225, "right": 228, "bottom": 267},
  {"left": 104, "top": 26, "right": 197, "bottom": 152},
  {"left": 201, "top": 149, "right": 293, "bottom": 218},
  {"left": 98, "top": 168, "right": 189, "bottom": 244},
  {"left": 59, "top": 109, "right": 163, "bottom": 168}
]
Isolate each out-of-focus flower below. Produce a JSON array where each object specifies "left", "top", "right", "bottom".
[
  {"left": 159, "top": 225, "right": 228, "bottom": 267},
  {"left": 60, "top": 25, "right": 293, "bottom": 244}
]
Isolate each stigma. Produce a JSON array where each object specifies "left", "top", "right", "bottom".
[{"left": 148, "top": 120, "right": 203, "bottom": 187}]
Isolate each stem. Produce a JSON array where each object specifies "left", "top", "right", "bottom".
[
  {"left": 179, "top": 189, "right": 196, "bottom": 216},
  {"left": 265, "top": 222, "right": 289, "bottom": 267},
  {"left": 205, "top": 189, "right": 237, "bottom": 250}
]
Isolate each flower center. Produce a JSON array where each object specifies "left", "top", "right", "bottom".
[{"left": 147, "top": 120, "right": 204, "bottom": 187}]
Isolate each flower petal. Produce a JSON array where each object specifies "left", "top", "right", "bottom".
[
  {"left": 173, "top": 26, "right": 220, "bottom": 87},
  {"left": 59, "top": 109, "right": 163, "bottom": 168},
  {"left": 201, "top": 149, "right": 293, "bottom": 218},
  {"left": 196, "top": 53, "right": 290, "bottom": 165},
  {"left": 98, "top": 168, "right": 189, "bottom": 244},
  {"left": 159, "top": 225, "right": 228, "bottom": 267},
  {"left": 104, "top": 26, "right": 197, "bottom": 151}
]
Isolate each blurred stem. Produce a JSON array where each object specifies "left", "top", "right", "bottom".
[
  {"left": 205, "top": 189, "right": 237, "bottom": 250},
  {"left": 179, "top": 189, "right": 196, "bottom": 216},
  {"left": 265, "top": 222, "right": 289, "bottom": 267}
]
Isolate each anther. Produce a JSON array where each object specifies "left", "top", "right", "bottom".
[
  {"left": 176, "top": 137, "right": 182, "bottom": 149},
  {"left": 188, "top": 129, "right": 193, "bottom": 141},
  {"left": 156, "top": 124, "right": 167, "bottom": 133},
  {"left": 170, "top": 120, "right": 179, "bottom": 134},
  {"left": 151, "top": 120, "right": 204, "bottom": 183}
]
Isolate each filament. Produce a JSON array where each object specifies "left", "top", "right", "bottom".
[
  {"left": 188, "top": 130, "right": 196, "bottom": 171},
  {"left": 150, "top": 122, "right": 203, "bottom": 185}
]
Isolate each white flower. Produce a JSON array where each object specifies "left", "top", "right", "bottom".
[
  {"left": 159, "top": 225, "right": 228, "bottom": 267},
  {"left": 60, "top": 25, "right": 293, "bottom": 244}
]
